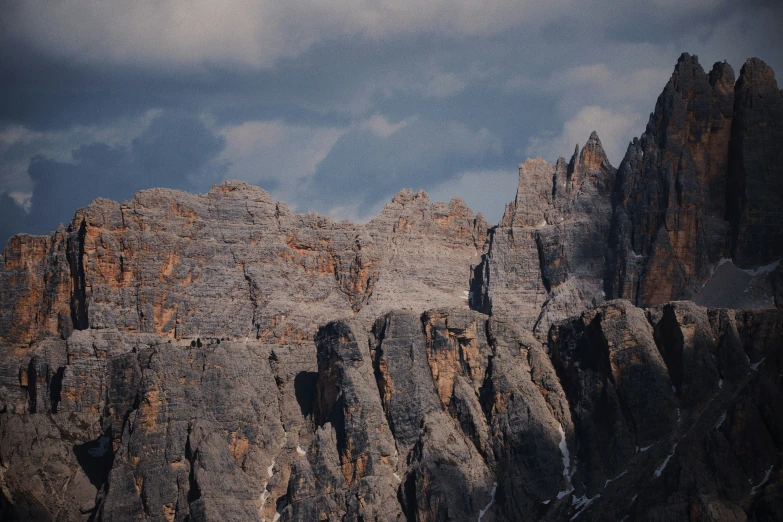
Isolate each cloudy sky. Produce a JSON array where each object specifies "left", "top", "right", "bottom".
[{"left": 1, "top": 0, "right": 781, "bottom": 243}]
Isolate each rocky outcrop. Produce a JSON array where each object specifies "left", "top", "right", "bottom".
[
  {"left": 546, "top": 300, "right": 783, "bottom": 521},
  {"left": 606, "top": 53, "right": 783, "bottom": 307},
  {"left": 3, "top": 301, "right": 780, "bottom": 521},
  {"left": 727, "top": 58, "right": 783, "bottom": 267},
  {"left": 469, "top": 53, "right": 782, "bottom": 335},
  {"left": 471, "top": 132, "right": 616, "bottom": 335},
  {"left": 1, "top": 183, "right": 486, "bottom": 351}
]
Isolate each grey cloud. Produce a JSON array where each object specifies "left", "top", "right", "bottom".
[
  {"left": 1, "top": 0, "right": 782, "bottom": 244},
  {"left": 304, "top": 118, "right": 503, "bottom": 216},
  {"left": 1, "top": 111, "right": 227, "bottom": 244}
]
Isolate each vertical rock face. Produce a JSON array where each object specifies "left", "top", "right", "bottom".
[
  {"left": 470, "top": 53, "right": 783, "bottom": 326},
  {"left": 0, "top": 182, "right": 487, "bottom": 351},
  {"left": 727, "top": 58, "right": 783, "bottom": 267},
  {"left": 606, "top": 54, "right": 736, "bottom": 306},
  {"left": 273, "top": 309, "right": 576, "bottom": 521},
  {"left": 605, "top": 54, "right": 783, "bottom": 307},
  {"left": 472, "top": 131, "right": 616, "bottom": 334}
]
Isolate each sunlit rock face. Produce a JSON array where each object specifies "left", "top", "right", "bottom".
[{"left": 1, "top": 54, "right": 782, "bottom": 522}]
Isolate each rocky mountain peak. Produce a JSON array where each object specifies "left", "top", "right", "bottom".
[
  {"left": 708, "top": 59, "right": 736, "bottom": 91},
  {"left": 738, "top": 56, "right": 778, "bottom": 87},
  {"left": 569, "top": 131, "right": 612, "bottom": 192}
]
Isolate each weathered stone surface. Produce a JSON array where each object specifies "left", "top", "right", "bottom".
[
  {"left": 605, "top": 54, "right": 737, "bottom": 307},
  {"left": 471, "top": 132, "right": 616, "bottom": 336},
  {"left": 606, "top": 54, "right": 783, "bottom": 309},
  {"left": 1, "top": 183, "right": 486, "bottom": 350}
]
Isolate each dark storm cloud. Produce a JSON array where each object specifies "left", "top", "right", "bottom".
[
  {"left": 1, "top": 112, "right": 227, "bottom": 242},
  {"left": 1, "top": 0, "right": 782, "bottom": 245},
  {"left": 306, "top": 118, "right": 503, "bottom": 216}
]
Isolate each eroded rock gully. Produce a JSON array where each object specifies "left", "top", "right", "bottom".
[{"left": 1, "top": 53, "right": 783, "bottom": 521}]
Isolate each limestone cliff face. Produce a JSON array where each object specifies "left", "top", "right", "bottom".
[
  {"left": 1, "top": 183, "right": 486, "bottom": 351},
  {"left": 472, "top": 53, "right": 783, "bottom": 333},
  {"left": 471, "top": 131, "right": 616, "bottom": 336},
  {"left": 605, "top": 54, "right": 783, "bottom": 307},
  {"left": 1, "top": 54, "right": 783, "bottom": 522}
]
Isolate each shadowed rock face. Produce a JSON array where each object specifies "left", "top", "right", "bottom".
[
  {"left": 1, "top": 54, "right": 783, "bottom": 522},
  {"left": 469, "top": 132, "right": 617, "bottom": 336},
  {"left": 604, "top": 54, "right": 783, "bottom": 307}
]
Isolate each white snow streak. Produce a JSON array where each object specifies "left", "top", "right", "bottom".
[
  {"left": 477, "top": 483, "right": 497, "bottom": 521},
  {"left": 751, "top": 357, "right": 766, "bottom": 371},
  {"left": 570, "top": 494, "right": 600, "bottom": 520},
  {"left": 750, "top": 465, "right": 774, "bottom": 495},
  {"left": 741, "top": 260, "right": 780, "bottom": 277},
  {"left": 652, "top": 444, "right": 677, "bottom": 478},
  {"left": 555, "top": 423, "right": 575, "bottom": 499},
  {"left": 604, "top": 469, "right": 628, "bottom": 488}
]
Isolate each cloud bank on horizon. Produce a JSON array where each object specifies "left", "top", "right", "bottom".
[{"left": 1, "top": 0, "right": 781, "bottom": 242}]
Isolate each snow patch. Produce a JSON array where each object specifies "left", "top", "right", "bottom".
[
  {"left": 570, "top": 494, "right": 600, "bottom": 520},
  {"left": 393, "top": 473, "right": 402, "bottom": 483},
  {"left": 477, "top": 483, "right": 497, "bottom": 521},
  {"left": 751, "top": 357, "right": 766, "bottom": 371},
  {"left": 652, "top": 444, "right": 677, "bottom": 478},
  {"left": 555, "top": 422, "right": 575, "bottom": 499},
  {"left": 296, "top": 445, "right": 306, "bottom": 456},
  {"left": 714, "top": 411, "right": 727, "bottom": 430},
  {"left": 259, "top": 457, "right": 277, "bottom": 515},
  {"left": 702, "top": 257, "right": 741, "bottom": 288},
  {"left": 750, "top": 465, "right": 774, "bottom": 495},
  {"left": 742, "top": 260, "right": 780, "bottom": 277},
  {"left": 637, "top": 443, "right": 654, "bottom": 453},
  {"left": 718, "top": 378, "right": 724, "bottom": 389}
]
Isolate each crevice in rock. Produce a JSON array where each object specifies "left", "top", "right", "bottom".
[
  {"left": 652, "top": 305, "right": 685, "bottom": 395},
  {"left": 67, "top": 219, "right": 89, "bottom": 331},
  {"left": 470, "top": 253, "right": 492, "bottom": 315},
  {"left": 369, "top": 317, "right": 395, "bottom": 436},
  {"left": 233, "top": 251, "right": 260, "bottom": 338},
  {"left": 294, "top": 371, "right": 318, "bottom": 419},
  {"left": 535, "top": 232, "right": 553, "bottom": 294},
  {"left": 73, "top": 435, "right": 113, "bottom": 490},
  {"left": 401, "top": 470, "right": 417, "bottom": 521},
  {"left": 49, "top": 366, "right": 65, "bottom": 413},
  {"left": 26, "top": 358, "right": 37, "bottom": 413},
  {"left": 185, "top": 429, "right": 201, "bottom": 505},
  {"left": 478, "top": 354, "right": 496, "bottom": 425}
]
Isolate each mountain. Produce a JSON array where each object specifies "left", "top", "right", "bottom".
[{"left": 0, "top": 54, "right": 782, "bottom": 522}]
